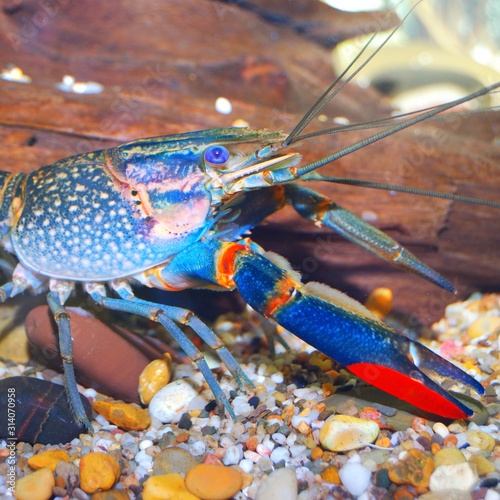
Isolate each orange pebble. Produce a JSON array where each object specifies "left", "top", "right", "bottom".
[
  {"left": 321, "top": 465, "right": 341, "bottom": 484},
  {"left": 321, "top": 383, "right": 335, "bottom": 396},
  {"left": 411, "top": 417, "right": 427, "bottom": 433},
  {"left": 394, "top": 486, "right": 414, "bottom": 500},
  {"left": 443, "top": 434, "right": 458, "bottom": 447},
  {"left": 311, "top": 447, "right": 324, "bottom": 460},
  {"left": 431, "top": 443, "right": 441, "bottom": 455},
  {"left": 375, "top": 437, "right": 392, "bottom": 448},
  {"left": 176, "top": 433, "right": 190, "bottom": 443},
  {"left": 364, "top": 287, "right": 393, "bottom": 319},
  {"left": 246, "top": 437, "right": 259, "bottom": 452}
]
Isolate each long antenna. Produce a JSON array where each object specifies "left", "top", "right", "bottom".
[{"left": 283, "top": 1, "right": 423, "bottom": 147}]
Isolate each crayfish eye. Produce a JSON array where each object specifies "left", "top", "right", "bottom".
[{"left": 204, "top": 145, "right": 230, "bottom": 166}]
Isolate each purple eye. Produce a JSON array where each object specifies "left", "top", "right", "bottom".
[{"left": 204, "top": 145, "right": 229, "bottom": 165}]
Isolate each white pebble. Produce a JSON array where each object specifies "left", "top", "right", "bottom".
[
  {"left": 430, "top": 463, "right": 479, "bottom": 492},
  {"left": 244, "top": 450, "right": 261, "bottom": 463},
  {"left": 339, "top": 462, "right": 371, "bottom": 497},
  {"left": 190, "top": 440, "right": 206, "bottom": 456},
  {"left": 272, "top": 433, "right": 287, "bottom": 445},
  {"left": 220, "top": 435, "right": 235, "bottom": 448},
  {"left": 215, "top": 96, "right": 232, "bottom": 115},
  {"left": 270, "top": 372, "right": 284, "bottom": 384},
  {"left": 223, "top": 445, "right": 243, "bottom": 465},
  {"left": 261, "top": 436, "right": 275, "bottom": 451},
  {"left": 270, "top": 446, "right": 290, "bottom": 464},
  {"left": 255, "top": 467, "right": 298, "bottom": 500},
  {"left": 433, "top": 422, "right": 450, "bottom": 438},
  {"left": 148, "top": 379, "right": 199, "bottom": 423},
  {"left": 139, "top": 439, "right": 153, "bottom": 450},
  {"left": 239, "top": 458, "right": 254, "bottom": 473},
  {"left": 485, "top": 490, "right": 500, "bottom": 500},
  {"left": 135, "top": 450, "right": 153, "bottom": 470},
  {"left": 289, "top": 444, "right": 307, "bottom": 458}
]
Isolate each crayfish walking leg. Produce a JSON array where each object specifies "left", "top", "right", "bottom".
[{"left": 85, "top": 282, "right": 254, "bottom": 419}]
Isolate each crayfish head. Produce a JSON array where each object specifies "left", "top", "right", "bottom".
[{"left": 198, "top": 127, "right": 302, "bottom": 198}]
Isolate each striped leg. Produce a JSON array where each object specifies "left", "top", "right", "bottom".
[
  {"left": 86, "top": 283, "right": 253, "bottom": 419},
  {"left": 157, "top": 239, "right": 483, "bottom": 419}
]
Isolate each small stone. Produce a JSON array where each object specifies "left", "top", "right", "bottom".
[
  {"left": 93, "top": 400, "right": 151, "bottom": 431},
  {"left": 310, "top": 447, "right": 323, "bottom": 460},
  {"left": 246, "top": 437, "right": 259, "bottom": 451},
  {"left": 270, "top": 446, "right": 290, "bottom": 464},
  {"left": 255, "top": 467, "right": 298, "bottom": 500},
  {"left": 27, "top": 449, "right": 70, "bottom": 471},
  {"left": 375, "top": 437, "right": 392, "bottom": 448},
  {"left": 143, "top": 473, "right": 199, "bottom": 500},
  {"left": 432, "top": 422, "right": 450, "bottom": 439},
  {"left": 248, "top": 396, "right": 260, "bottom": 408},
  {"left": 419, "top": 491, "right": 473, "bottom": 500},
  {"left": 429, "top": 463, "right": 479, "bottom": 492},
  {"left": 339, "top": 462, "right": 372, "bottom": 497},
  {"left": 389, "top": 449, "right": 434, "bottom": 494},
  {"left": 223, "top": 445, "right": 243, "bottom": 466},
  {"left": 91, "top": 491, "right": 131, "bottom": 500},
  {"left": 465, "top": 430, "right": 495, "bottom": 451},
  {"left": 54, "top": 461, "right": 79, "bottom": 491},
  {"left": 79, "top": 452, "right": 120, "bottom": 494},
  {"left": 153, "top": 447, "right": 198, "bottom": 477},
  {"left": 14, "top": 468, "right": 55, "bottom": 500},
  {"left": 434, "top": 448, "right": 466, "bottom": 468},
  {"left": 319, "top": 414, "right": 379, "bottom": 452},
  {"left": 139, "top": 354, "right": 173, "bottom": 404},
  {"left": 468, "top": 455, "right": 495, "bottom": 476},
  {"left": 321, "top": 465, "right": 341, "bottom": 484},
  {"left": 185, "top": 464, "right": 243, "bottom": 500},
  {"left": 467, "top": 316, "right": 500, "bottom": 339},
  {"left": 203, "top": 454, "right": 223, "bottom": 466},
  {"left": 443, "top": 434, "right": 458, "bottom": 447},
  {"left": 375, "top": 468, "right": 391, "bottom": 489},
  {"left": 178, "top": 413, "right": 193, "bottom": 430},
  {"left": 201, "top": 426, "right": 217, "bottom": 436},
  {"left": 364, "top": 287, "right": 393, "bottom": 319},
  {"left": 149, "top": 379, "right": 200, "bottom": 423}
]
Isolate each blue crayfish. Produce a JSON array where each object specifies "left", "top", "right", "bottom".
[{"left": 2, "top": 30, "right": 499, "bottom": 431}]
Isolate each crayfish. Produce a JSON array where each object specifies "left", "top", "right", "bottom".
[{"left": 1, "top": 13, "right": 499, "bottom": 432}]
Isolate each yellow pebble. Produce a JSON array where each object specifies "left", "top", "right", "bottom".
[
  {"left": 272, "top": 391, "right": 287, "bottom": 403},
  {"left": 468, "top": 455, "right": 495, "bottom": 476},
  {"left": 311, "top": 447, "right": 324, "bottom": 460},
  {"left": 138, "top": 353, "right": 173, "bottom": 404},
  {"left": 375, "top": 437, "right": 391, "bottom": 448},
  {"left": 80, "top": 452, "right": 120, "bottom": 494},
  {"left": 321, "top": 465, "right": 341, "bottom": 484},
  {"left": 297, "top": 421, "right": 311, "bottom": 435},
  {"left": 364, "top": 287, "right": 393, "bottom": 319},
  {"left": 14, "top": 468, "right": 55, "bottom": 500},
  {"left": 185, "top": 464, "right": 243, "bottom": 500},
  {"left": 467, "top": 316, "right": 500, "bottom": 339},
  {"left": 431, "top": 443, "right": 441, "bottom": 455},
  {"left": 319, "top": 415, "right": 379, "bottom": 452},
  {"left": 433, "top": 447, "right": 466, "bottom": 468},
  {"left": 27, "top": 449, "right": 70, "bottom": 471},
  {"left": 143, "top": 474, "right": 200, "bottom": 500},
  {"left": 466, "top": 430, "right": 496, "bottom": 452},
  {"left": 93, "top": 401, "right": 151, "bottom": 431}
]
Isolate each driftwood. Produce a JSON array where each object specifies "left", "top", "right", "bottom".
[{"left": 0, "top": 0, "right": 499, "bottom": 325}]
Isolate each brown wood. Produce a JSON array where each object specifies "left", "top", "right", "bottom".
[{"left": 0, "top": 0, "right": 498, "bottom": 326}]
